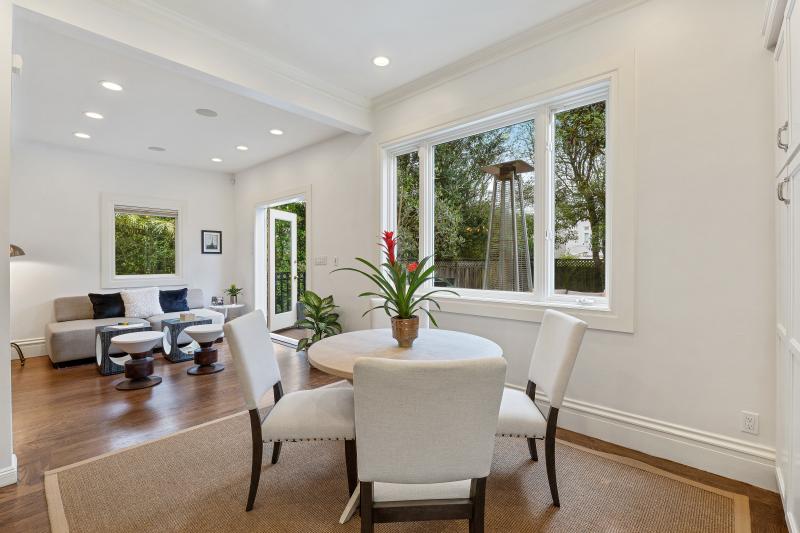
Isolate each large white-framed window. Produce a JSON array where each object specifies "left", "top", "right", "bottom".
[
  {"left": 101, "top": 194, "right": 185, "bottom": 288},
  {"left": 381, "top": 77, "right": 633, "bottom": 332}
]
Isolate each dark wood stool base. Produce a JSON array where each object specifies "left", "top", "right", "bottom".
[
  {"left": 115, "top": 375, "right": 163, "bottom": 390},
  {"left": 188, "top": 362, "right": 225, "bottom": 375},
  {"left": 187, "top": 342, "right": 224, "bottom": 376},
  {"left": 115, "top": 352, "right": 162, "bottom": 391}
]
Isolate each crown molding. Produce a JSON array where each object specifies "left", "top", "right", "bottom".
[
  {"left": 372, "top": 0, "right": 650, "bottom": 111},
  {"left": 95, "top": 0, "right": 369, "bottom": 111}
]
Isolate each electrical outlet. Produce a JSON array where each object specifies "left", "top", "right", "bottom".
[
  {"left": 740, "top": 411, "right": 759, "bottom": 435},
  {"left": 333, "top": 256, "right": 339, "bottom": 266}
]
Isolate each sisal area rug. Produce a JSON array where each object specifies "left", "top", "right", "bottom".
[{"left": 45, "top": 412, "right": 750, "bottom": 532}]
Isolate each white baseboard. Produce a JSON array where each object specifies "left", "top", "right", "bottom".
[
  {"left": 507, "top": 383, "right": 777, "bottom": 491},
  {"left": 778, "top": 466, "right": 799, "bottom": 533},
  {"left": 0, "top": 454, "right": 17, "bottom": 487},
  {"left": 9, "top": 337, "right": 47, "bottom": 360}
]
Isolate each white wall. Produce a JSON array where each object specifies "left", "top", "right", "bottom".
[
  {"left": 234, "top": 134, "right": 377, "bottom": 333},
  {"left": 10, "top": 141, "right": 237, "bottom": 354},
  {"left": 0, "top": 0, "right": 16, "bottom": 488},
  {"left": 234, "top": 0, "right": 777, "bottom": 488}
]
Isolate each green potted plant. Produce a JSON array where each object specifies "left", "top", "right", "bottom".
[
  {"left": 225, "top": 284, "right": 243, "bottom": 305},
  {"left": 295, "top": 291, "right": 342, "bottom": 351},
  {"left": 335, "top": 231, "right": 456, "bottom": 347}
]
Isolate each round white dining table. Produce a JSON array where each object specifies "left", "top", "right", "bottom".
[{"left": 308, "top": 328, "right": 503, "bottom": 380}]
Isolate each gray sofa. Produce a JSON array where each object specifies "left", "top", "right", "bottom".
[{"left": 45, "top": 288, "right": 224, "bottom": 364}]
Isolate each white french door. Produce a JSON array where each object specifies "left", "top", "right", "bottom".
[{"left": 269, "top": 209, "right": 298, "bottom": 331}]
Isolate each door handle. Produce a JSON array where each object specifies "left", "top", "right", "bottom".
[
  {"left": 778, "top": 121, "right": 789, "bottom": 152},
  {"left": 778, "top": 176, "right": 791, "bottom": 205}
]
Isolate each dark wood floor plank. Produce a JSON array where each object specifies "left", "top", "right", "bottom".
[{"left": 0, "top": 344, "right": 788, "bottom": 532}]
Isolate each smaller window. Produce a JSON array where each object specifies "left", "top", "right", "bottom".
[
  {"left": 101, "top": 194, "right": 184, "bottom": 288},
  {"left": 113, "top": 206, "right": 178, "bottom": 276}
]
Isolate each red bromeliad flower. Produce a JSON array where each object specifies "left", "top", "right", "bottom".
[
  {"left": 382, "top": 231, "right": 397, "bottom": 265},
  {"left": 407, "top": 262, "right": 418, "bottom": 273}
]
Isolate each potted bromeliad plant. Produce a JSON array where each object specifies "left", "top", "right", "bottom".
[
  {"left": 335, "top": 231, "right": 456, "bottom": 348},
  {"left": 295, "top": 291, "right": 342, "bottom": 352}
]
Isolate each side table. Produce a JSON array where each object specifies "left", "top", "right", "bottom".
[
  {"left": 96, "top": 323, "right": 151, "bottom": 376},
  {"left": 111, "top": 331, "right": 165, "bottom": 391},
  {"left": 208, "top": 304, "right": 245, "bottom": 322},
  {"left": 161, "top": 317, "right": 212, "bottom": 363}
]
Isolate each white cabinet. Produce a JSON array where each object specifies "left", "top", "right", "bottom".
[{"left": 777, "top": 27, "right": 791, "bottom": 174}]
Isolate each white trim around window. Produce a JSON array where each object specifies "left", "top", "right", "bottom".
[
  {"left": 101, "top": 193, "right": 186, "bottom": 288},
  {"left": 379, "top": 71, "right": 635, "bottom": 333}
]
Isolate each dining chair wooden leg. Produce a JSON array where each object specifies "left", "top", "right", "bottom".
[
  {"left": 345, "top": 440, "right": 358, "bottom": 495},
  {"left": 360, "top": 481, "right": 374, "bottom": 533},
  {"left": 469, "top": 477, "right": 486, "bottom": 533},
  {"left": 246, "top": 409, "right": 264, "bottom": 512},
  {"left": 271, "top": 441, "right": 283, "bottom": 464},
  {"left": 528, "top": 438, "right": 538, "bottom": 461},
  {"left": 545, "top": 407, "right": 560, "bottom": 507}
]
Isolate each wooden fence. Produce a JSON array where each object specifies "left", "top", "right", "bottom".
[{"left": 434, "top": 258, "right": 604, "bottom": 294}]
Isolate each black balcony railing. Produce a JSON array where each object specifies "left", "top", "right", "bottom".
[{"left": 274, "top": 271, "right": 306, "bottom": 314}]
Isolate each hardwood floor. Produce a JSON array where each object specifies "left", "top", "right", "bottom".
[{"left": 0, "top": 345, "right": 788, "bottom": 532}]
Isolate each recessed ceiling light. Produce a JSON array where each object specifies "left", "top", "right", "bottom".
[
  {"left": 73, "top": 132, "right": 91, "bottom": 139},
  {"left": 99, "top": 80, "right": 123, "bottom": 91},
  {"left": 372, "top": 56, "right": 390, "bottom": 67},
  {"left": 211, "top": 157, "right": 223, "bottom": 162},
  {"left": 269, "top": 129, "right": 284, "bottom": 136},
  {"left": 196, "top": 108, "right": 218, "bottom": 117},
  {"left": 236, "top": 145, "right": 249, "bottom": 151},
  {"left": 148, "top": 146, "right": 166, "bottom": 152},
  {"left": 84, "top": 111, "right": 104, "bottom": 120}
]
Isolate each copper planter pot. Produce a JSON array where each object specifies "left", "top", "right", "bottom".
[{"left": 391, "top": 316, "right": 419, "bottom": 348}]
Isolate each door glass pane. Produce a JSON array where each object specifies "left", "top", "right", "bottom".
[
  {"left": 433, "top": 120, "right": 535, "bottom": 291},
  {"left": 273, "top": 218, "right": 292, "bottom": 314},
  {"left": 553, "top": 101, "right": 607, "bottom": 297},
  {"left": 396, "top": 151, "right": 420, "bottom": 263}
]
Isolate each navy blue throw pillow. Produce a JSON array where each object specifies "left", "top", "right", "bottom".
[
  {"left": 88, "top": 292, "right": 125, "bottom": 319},
  {"left": 160, "top": 288, "right": 189, "bottom": 313}
]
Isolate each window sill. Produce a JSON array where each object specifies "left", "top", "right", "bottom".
[
  {"left": 102, "top": 274, "right": 186, "bottom": 290},
  {"left": 433, "top": 293, "right": 633, "bottom": 333}
]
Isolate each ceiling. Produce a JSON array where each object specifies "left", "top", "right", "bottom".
[
  {"left": 11, "top": 16, "right": 345, "bottom": 173},
  {"left": 130, "top": 0, "right": 598, "bottom": 99}
]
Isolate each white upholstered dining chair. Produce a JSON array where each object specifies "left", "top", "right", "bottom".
[
  {"left": 224, "top": 310, "right": 357, "bottom": 511},
  {"left": 354, "top": 357, "right": 507, "bottom": 533},
  {"left": 495, "top": 309, "right": 587, "bottom": 507}
]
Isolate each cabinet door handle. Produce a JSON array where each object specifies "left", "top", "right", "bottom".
[
  {"left": 778, "top": 177, "right": 791, "bottom": 204},
  {"left": 778, "top": 121, "right": 789, "bottom": 152}
]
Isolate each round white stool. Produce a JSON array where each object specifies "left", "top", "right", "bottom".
[
  {"left": 110, "top": 331, "right": 165, "bottom": 390},
  {"left": 184, "top": 324, "right": 224, "bottom": 375}
]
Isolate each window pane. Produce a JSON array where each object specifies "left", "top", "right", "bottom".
[
  {"left": 553, "top": 101, "right": 606, "bottom": 296},
  {"left": 396, "top": 151, "right": 420, "bottom": 263},
  {"left": 273, "top": 218, "right": 292, "bottom": 314},
  {"left": 114, "top": 212, "right": 176, "bottom": 275},
  {"left": 433, "top": 120, "right": 535, "bottom": 291}
]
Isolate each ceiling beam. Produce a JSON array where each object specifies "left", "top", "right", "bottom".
[{"left": 12, "top": 0, "right": 372, "bottom": 135}]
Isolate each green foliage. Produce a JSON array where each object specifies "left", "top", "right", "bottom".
[
  {"left": 397, "top": 121, "right": 536, "bottom": 263},
  {"left": 271, "top": 202, "right": 306, "bottom": 274},
  {"left": 296, "top": 291, "right": 342, "bottom": 352},
  {"left": 396, "top": 105, "right": 606, "bottom": 271},
  {"left": 225, "top": 284, "right": 243, "bottom": 297},
  {"left": 554, "top": 102, "right": 606, "bottom": 264},
  {"left": 114, "top": 213, "right": 176, "bottom": 275}
]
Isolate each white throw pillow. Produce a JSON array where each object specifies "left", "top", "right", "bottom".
[{"left": 120, "top": 287, "right": 163, "bottom": 319}]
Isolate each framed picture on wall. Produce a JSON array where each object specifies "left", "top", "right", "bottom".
[{"left": 201, "top": 230, "right": 222, "bottom": 254}]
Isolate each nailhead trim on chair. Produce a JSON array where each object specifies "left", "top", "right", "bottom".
[
  {"left": 263, "top": 437, "right": 354, "bottom": 443},
  {"left": 496, "top": 433, "right": 543, "bottom": 438}
]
